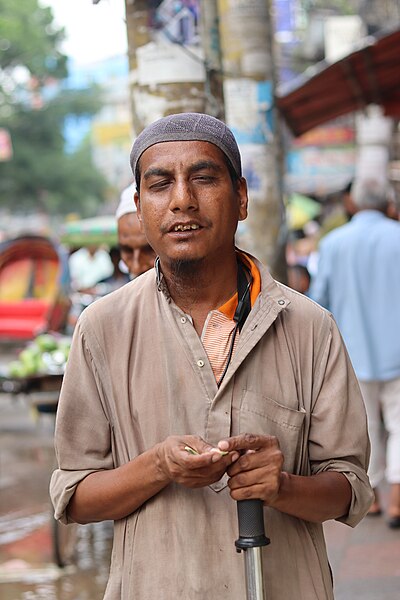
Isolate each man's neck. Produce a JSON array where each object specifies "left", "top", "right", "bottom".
[{"left": 160, "top": 253, "right": 238, "bottom": 335}]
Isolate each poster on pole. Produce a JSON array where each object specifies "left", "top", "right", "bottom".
[
  {"left": 217, "top": 0, "right": 269, "bottom": 77},
  {"left": 136, "top": 0, "right": 205, "bottom": 85},
  {"left": 224, "top": 79, "right": 273, "bottom": 144}
]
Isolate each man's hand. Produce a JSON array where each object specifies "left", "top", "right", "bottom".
[
  {"left": 156, "top": 435, "right": 239, "bottom": 489},
  {"left": 218, "top": 434, "right": 284, "bottom": 506}
]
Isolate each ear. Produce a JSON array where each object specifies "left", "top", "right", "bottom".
[
  {"left": 237, "top": 177, "right": 248, "bottom": 222},
  {"left": 134, "top": 191, "right": 145, "bottom": 232}
]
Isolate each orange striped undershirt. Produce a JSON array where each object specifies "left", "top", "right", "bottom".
[{"left": 201, "top": 252, "right": 261, "bottom": 383}]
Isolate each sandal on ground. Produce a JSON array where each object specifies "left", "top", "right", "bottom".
[
  {"left": 367, "top": 499, "right": 382, "bottom": 516},
  {"left": 387, "top": 516, "right": 400, "bottom": 529}
]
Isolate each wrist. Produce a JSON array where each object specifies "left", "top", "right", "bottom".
[
  {"left": 153, "top": 442, "right": 171, "bottom": 485},
  {"left": 269, "top": 470, "right": 290, "bottom": 509}
]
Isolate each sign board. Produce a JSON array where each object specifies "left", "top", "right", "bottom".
[
  {"left": 324, "top": 16, "right": 365, "bottom": 62},
  {"left": 136, "top": 41, "right": 205, "bottom": 85},
  {"left": 285, "top": 146, "right": 356, "bottom": 195},
  {"left": 224, "top": 79, "right": 273, "bottom": 144},
  {"left": 286, "top": 120, "right": 356, "bottom": 194}
]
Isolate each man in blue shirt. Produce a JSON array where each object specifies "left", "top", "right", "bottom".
[{"left": 310, "top": 178, "right": 400, "bottom": 528}]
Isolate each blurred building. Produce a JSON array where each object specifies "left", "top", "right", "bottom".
[
  {"left": 64, "top": 54, "right": 133, "bottom": 192},
  {"left": 279, "top": 1, "right": 400, "bottom": 198}
]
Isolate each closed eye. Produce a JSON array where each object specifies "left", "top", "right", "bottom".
[
  {"left": 192, "top": 175, "right": 216, "bottom": 183},
  {"left": 149, "top": 179, "right": 171, "bottom": 190}
]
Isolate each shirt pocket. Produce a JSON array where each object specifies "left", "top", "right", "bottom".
[{"left": 239, "top": 389, "right": 306, "bottom": 473}]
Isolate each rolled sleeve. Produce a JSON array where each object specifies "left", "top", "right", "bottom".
[
  {"left": 309, "top": 314, "right": 374, "bottom": 526},
  {"left": 50, "top": 318, "right": 114, "bottom": 523}
]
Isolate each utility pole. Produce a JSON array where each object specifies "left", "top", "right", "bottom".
[
  {"left": 199, "top": 1, "right": 225, "bottom": 119},
  {"left": 217, "top": 0, "right": 286, "bottom": 280},
  {"left": 124, "top": 0, "right": 224, "bottom": 132},
  {"left": 123, "top": 0, "right": 286, "bottom": 280}
]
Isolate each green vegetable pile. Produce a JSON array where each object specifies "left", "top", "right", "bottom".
[{"left": 7, "top": 334, "right": 71, "bottom": 379}]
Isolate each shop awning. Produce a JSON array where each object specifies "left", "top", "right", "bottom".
[
  {"left": 276, "top": 27, "right": 400, "bottom": 137},
  {"left": 60, "top": 216, "right": 118, "bottom": 247}
]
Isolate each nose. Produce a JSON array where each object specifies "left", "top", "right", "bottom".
[{"left": 168, "top": 179, "right": 198, "bottom": 213}]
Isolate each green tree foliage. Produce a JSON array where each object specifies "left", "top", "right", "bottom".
[
  {"left": 0, "top": 0, "right": 66, "bottom": 79},
  {"left": 0, "top": 0, "right": 107, "bottom": 216}
]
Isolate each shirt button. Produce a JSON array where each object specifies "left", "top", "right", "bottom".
[
  {"left": 278, "top": 300, "right": 285, "bottom": 305},
  {"left": 197, "top": 359, "right": 205, "bottom": 368},
  {"left": 180, "top": 317, "right": 187, "bottom": 324}
]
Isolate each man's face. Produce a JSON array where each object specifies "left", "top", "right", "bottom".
[
  {"left": 135, "top": 141, "right": 248, "bottom": 269},
  {"left": 117, "top": 212, "right": 155, "bottom": 276}
]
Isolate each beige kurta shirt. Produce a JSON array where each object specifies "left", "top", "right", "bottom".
[{"left": 50, "top": 255, "right": 373, "bottom": 600}]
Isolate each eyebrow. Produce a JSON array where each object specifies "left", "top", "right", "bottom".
[
  {"left": 143, "top": 160, "right": 224, "bottom": 181},
  {"left": 143, "top": 167, "right": 171, "bottom": 180},
  {"left": 188, "top": 160, "right": 224, "bottom": 175}
]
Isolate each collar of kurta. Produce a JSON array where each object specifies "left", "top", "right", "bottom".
[
  {"left": 217, "top": 251, "right": 260, "bottom": 320},
  {"left": 154, "top": 249, "right": 261, "bottom": 320}
]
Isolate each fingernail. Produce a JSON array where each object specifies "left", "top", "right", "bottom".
[
  {"left": 231, "top": 452, "right": 240, "bottom": 462},
  {"left": 210, "top": 448, "right": 229, "bottom": 456},
  {"left": 211, "top": 452, "right": 222, "bottom": 463},
  {"left": 218, "top": 440, "right": 229, "bottom": 451}
]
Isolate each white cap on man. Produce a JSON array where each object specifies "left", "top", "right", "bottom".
[{"left": 116, "top": 182, "right": 136, "bottom": 220}]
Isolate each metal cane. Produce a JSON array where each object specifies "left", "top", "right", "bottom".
[{"left": 235, "top": 499, "right": 270, "bottom": 600}]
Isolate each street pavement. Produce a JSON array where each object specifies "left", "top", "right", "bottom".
[
  {"left": 324, "top": 484, "right": 400, "bottom": 599},
  {"left": 0, "top": 344, "right": 399, "bottom": 598}
]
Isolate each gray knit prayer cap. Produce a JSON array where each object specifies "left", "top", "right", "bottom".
[{"left": 130, "top": 113, "right": 242, "bottom": 180}]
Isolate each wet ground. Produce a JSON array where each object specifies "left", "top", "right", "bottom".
[
  {"left": 0, "top": 346, "right": 112, "bottom": 600},
  {"left": 1, "top": 347, "right": 399, "bottom": 599}
]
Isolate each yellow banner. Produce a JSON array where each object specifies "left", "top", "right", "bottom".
[{"left": 92, "top": 122, "right": 132, "bottom": 146}]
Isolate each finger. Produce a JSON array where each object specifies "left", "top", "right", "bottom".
[
  {"left": 228, "top": 482, "right": 267, "bottom": 502},
  {"left": 227, "top": 446, "right": 283, "bottom": 476},
  {"left": 228, "top": 465, "right": 274, "bottom": 490},
  {"left": 210, "top": 450, "right": 240, "bottom": 464},
  {"left": 228, "top": 470, "right": 281, "bottom": 504},
  {"left": 182, "top": 440, "right": 239, "bottom": 464},
  {"left": 179, "top": 448, "right": 235, "bottom": 470},
  {"left": 184, "top": 438, "right": 228, "bottom": 457},
  {"left": 179, "top": 450, "right": 217, "bottom": 468},
  {"left": 218, "top": 433, "right": 278, "bottom": 453},
  {"left": 227, "top": 452, "right": 259, "bottom": 476}
]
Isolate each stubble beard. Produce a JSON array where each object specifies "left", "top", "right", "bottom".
[{"left": 168, "top": 257, "right": 205, "bottom": 288}]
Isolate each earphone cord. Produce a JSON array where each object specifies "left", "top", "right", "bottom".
[{"left": 217, "top": 273, "right": 251, "bottom": 387}]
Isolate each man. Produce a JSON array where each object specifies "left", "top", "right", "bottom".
[
  {"left": 310, "top": 177, "right": 400, "bottom": 528},
  {"left": 287, "top": 263, "right": 311, "bottom": 295},
  {"left": 68, "top": 244, "right": 114, "bottom": 291},
  {"left": 51, "top": 113, "right": 372, "bottom": 599},
  {"left": 116, "top": 182, "right": 156, "bottom": 277},
  {"left": 96, "top": 246, "right": 130, "bottom": 294}
]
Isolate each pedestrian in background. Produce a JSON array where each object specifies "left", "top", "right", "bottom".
[
  {"left": 96, "top": 246, "right": 130, "bottom": 294},
  {"left": 51, "top": 113, "right": 372, "bottom": 599},
  {"left": 116, "top": 182, "right": 156, "bottom": 277},
  {"left": 310, "top": 177, "right": 400, "bottom": 528},
  {"left": 287, "top": 263, "right": 311, "bottom": 295},
  {"left": 68, "top": 244, "right": 114, "bottom": 292}
]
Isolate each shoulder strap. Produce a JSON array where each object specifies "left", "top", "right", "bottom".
[{"left": 234, "top": 258, "right": 252, "bottom": 332}]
